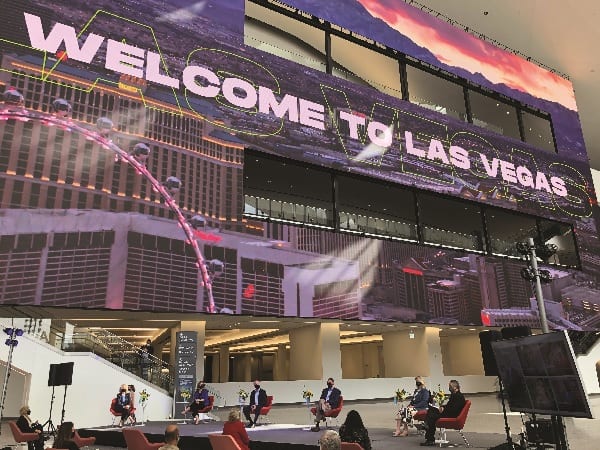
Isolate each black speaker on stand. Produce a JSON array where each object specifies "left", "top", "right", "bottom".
[
  {"left": 501, "top": 326, "right": 532, "bottom": 340},
  {"left": 479, "top": 331, "right": 524, "bottom": 450},
  {"left": 42, "top": 362, "right": 74, "bottom": 436},
  {"left": 42, "top": 364, "right": 60, "bottom": 436},
  {"left": 57, "top": 362, "right": 73, "bottom": 426}
]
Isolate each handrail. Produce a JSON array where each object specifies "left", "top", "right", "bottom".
[{"left": 39, "top": 323, "right": 175, "bottom": 393}]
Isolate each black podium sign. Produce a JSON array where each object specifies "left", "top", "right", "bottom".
[{"left": 175, "top": 331, "right": 197, "bottom": 418}]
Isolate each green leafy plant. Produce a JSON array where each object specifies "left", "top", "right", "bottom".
[
  {"left": 302, "top": 388, "right": 313, "bottom": 399},
  {"left": 180, "top": 389, "right": 191, "bottom": 401},
  {"left": 139, "top": 389, "right": 150, "bottom": 404},
  {"left": 433, "top": 385, "right": 446, "bottom": 405},
  {"left": 395, "top": 388, "right": 408, "bottom": 402},
  {"left": 238, "top": 389, "right": 249, "bottom": 400}
]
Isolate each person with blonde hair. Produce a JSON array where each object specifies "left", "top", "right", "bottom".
[
  {"left": 16, "top": 406, "right": 44, "bottom": 450},
  {"left": 319, "top": 430, "right": 341, "bottom": 450},
  {"left": 222, "top": 409, "right": 250, "bottom": 450},
  {"left": 394, "top": 376, "right": 430, "bottom": 437}
]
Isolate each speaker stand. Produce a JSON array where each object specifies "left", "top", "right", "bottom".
[
  {"left": 496, "top": 378, "right": 524, "bottom": 449},
  {"left": 60, "top": 385, "right": 69, "bottom": 425},
  {"left": 42, "top": 385, "right": 57, "bottom": 437}
]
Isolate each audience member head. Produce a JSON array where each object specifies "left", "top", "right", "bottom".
[
  {"left": 119, "top": 383, "right": 128, "bottom": 393},
  {"left": 253, "top": 379, "right": 261, "bottom": 389},
  {"left": 326, "top": 377, "right": 335, "bottom": 388},
  {"left": 19, "top": 406, "right": 31, "bottom": 417},
  {"left": 342, "top": 409, "right": 366, "bottom": 431},
  {"left": 449, "top": 379, "right": 460, "bottom": 393},
  {"left": 228, "top": 409, "right": 241, "bottom": 422},
  {"left": 55, "top": 421, "right": 75, "bottom": 446},
  {"left": 415, "top": 376, "right": 426, "bottom": 388},
  {"left": 164, "top": 424, "right": 179, "bottom": 445},
  {"left": 319, "top": 430, "right": 341, "bottom": 450},
  {"left": 128, "top": 384, "right": 136, "bottom": 393},
  {"left": 196, "top": 381, "right": 205, "bottom": 390}
]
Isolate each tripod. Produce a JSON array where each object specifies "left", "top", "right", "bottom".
[
  {"left": 492, "top": 378, "right": 525, "bottom": 450},
  {"left": 42, "top": 386, "right": 58, "bottom": 437},
  {"left": 61, "top": 385, "right": 69, "bottom": 426}
]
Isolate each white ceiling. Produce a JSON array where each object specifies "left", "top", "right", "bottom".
[{"left": 416, "top": 0, "right": 600, "bottom": 170}]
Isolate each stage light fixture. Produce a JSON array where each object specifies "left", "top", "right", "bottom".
[{"left": 520, "top": 267, "right": 535, "bottom": 281}]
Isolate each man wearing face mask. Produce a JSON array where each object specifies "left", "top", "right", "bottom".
[
  {"left": 243, "top": 379, "right": 267, "bottom": 428},
  {"left": 311, "top": 378, "right": 341, "bottom": 432},
  {"left": 114, "top": 384, "right": 132, "bottom": 427},
  {"left": 420, "top": 379, "right": 465, "bottom": 446}
]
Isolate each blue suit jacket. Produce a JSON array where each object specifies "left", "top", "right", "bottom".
[{"left": 320, "top": 387, "right": 341, "bottom": 409}]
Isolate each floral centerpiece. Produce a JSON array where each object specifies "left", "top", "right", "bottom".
[
  {"left": 139, "top": 389, "right": 150, "bottom": 406},
  {"left": 238, "top": 389, "right": 248, "bottom": 403},
  {"left": 432, "top": 385, "right": 446, "bottom": 407},
  {"left": 302, "top": 388, "right": 313, "bottom": 405},
  {"left": 180, "top": 389, "right": 191, "bottom": 402},
  {"left": 394, "top": 388, "right": 408, "bottom": 404}
]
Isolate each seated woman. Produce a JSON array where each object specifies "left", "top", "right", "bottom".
[
  {"left": 183, "top": 381, "right": 210, "bottom": 424},
  {"left": 222, "top": 409, "right": 250, "bottom": 450},
  {"left": 114, "top": 384, "right": 132, "bottom": 426},
  {"left": 394, "top": 375, "right": 430, "bottom": 437},
  {"left": 53, "top": 422, "right": 79, "bottom": 450},
  {"left": 16, "top": 406, "right": 44, "bottom": 450},
  {"left": 339, "top": 410, "right": 371, "bottom": 450}
]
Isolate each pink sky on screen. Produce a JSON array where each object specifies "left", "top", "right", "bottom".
[{"left": 358, "top": 0, "right": 577, "bottom": 111}]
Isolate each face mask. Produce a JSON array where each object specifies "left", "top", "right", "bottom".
[
  {"left": 121, "top": 389, "right": 126, "bottom": 393},
  {"left": 200, "top": 384, "right": 205, "bottom": 389},
  {"left": 416, "top": 382, "right": 422, "bottom": 387},
  {"left": 327, "top": 382, "right": 333, "bottom": 388},
  {"left": 27, "top": 410, "right": 31, "bottom": 415},
  {"left": 254, "top": 384, "right": 260, "bottom": 389}
]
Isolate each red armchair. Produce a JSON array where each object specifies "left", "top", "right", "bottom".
[
  {"left": 8, "top": 421, "right": 40, "bottom": 446},
  {"left": 74, "top": 430, "right": 96, "bottom": 448},
  {"left": 122, "top": 428, "right": 164, "bottom": 450},
  {"left": 110, "top": 398, "right": 136, "bottom": 426},
  {"left": 257, "top": 395, "right": 273, "bottom": 424},
  {"left": 208, "top": 434, "right": 242, "bottom": 450},
  {"left": 311, "top": 396, "right": 344, "bottom": 428},
  {"left": 435, "top": 400, "right": 471, "bottom": 447},
  {"left": 341, "top": 443, "right": 363, "bottom": 450},
  {"left": 198, "top": 395, "right": 215, "bottom": 417}
]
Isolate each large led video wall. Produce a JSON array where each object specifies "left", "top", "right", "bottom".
[{"left": 0, "top": 0, "right": 599, "bottom": 329}]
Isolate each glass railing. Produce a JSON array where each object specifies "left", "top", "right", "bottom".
[{"left": 49, "top": 325, "right": 174, "bottom": 393}]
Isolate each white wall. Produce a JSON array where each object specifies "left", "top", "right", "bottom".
[
  {"left": 206, "top": 375, "right": 496, "bottom": 407},
  {"left": 0, "top": 333, "right": 173, "bottom": 428}
]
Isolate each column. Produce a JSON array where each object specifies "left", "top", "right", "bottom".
[
  {"left": 273, "top": 344, "right": 289, "bottom": 381},
  {"left": 219, "top": 346, "right": 230, "bottom": 382},
  {"left": 181, "top": 320, "right": 206, "bottom": 382},
  {"left": 289, "top": 323, "right": 341, "bottom": 381},
  {"left": 382, "top": 326, "right": 442, "bottom": 378}
]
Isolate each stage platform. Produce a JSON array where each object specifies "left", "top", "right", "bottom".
[{"left": 78, "top": 420, "right": 515, "bottom": 449}]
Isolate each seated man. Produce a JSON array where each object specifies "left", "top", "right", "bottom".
[
  {"left": 420, "top": 379, "right": 466, "bottom": 446},
  {"left": 311, "top": 377, "right": 341, "bottom": 432},
  {"left": 243, "top": 379, "right": 267, "bottom": 428}
]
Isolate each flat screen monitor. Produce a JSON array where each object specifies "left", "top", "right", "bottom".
[{"left": 491, "top": 330, "right": 592, "bottom": 418}]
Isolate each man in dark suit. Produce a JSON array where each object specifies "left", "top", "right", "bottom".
[
  {"left": 311, "top": 377, "right": 342, "bottom": 432},
  {"left": 243, "top": 379, "right": 267, "bottom": 427},
  {"left": 421, "top": 379, "right": 466, "bottom": 446}
]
